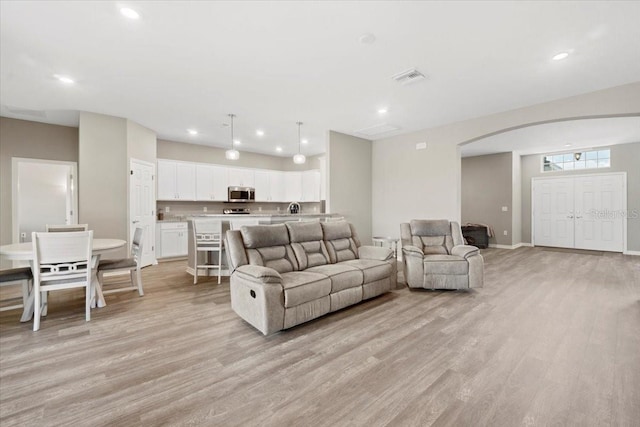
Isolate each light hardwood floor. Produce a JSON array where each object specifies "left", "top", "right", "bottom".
[{"left": 1, "top": 247, "right": 639, "bottom": 426}]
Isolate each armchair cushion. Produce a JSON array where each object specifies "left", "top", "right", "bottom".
[{"left": 410, "top": 219, "right": 451, "bottom": 236}]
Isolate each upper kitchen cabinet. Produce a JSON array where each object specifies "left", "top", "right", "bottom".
[
  {"left": 227, "top": 168, "right": 255, "bottom": 187},
  {"left": 285, "top": 172, "right": 302, "bottom": 202},
  {"left": 301, "top": 170, "right": 321, "bottom": 202},
  {"left": 196, "top": 164, "right": 228, "bottom": 201},
  {"left": 254, "top": 170, "right": 270, "bottom": 202},
  {"left": 255, "top": 170, "right": 286, "bottom": 202},
  {"left": 157, "top": 159, "right": 196, "bottom": 200}
]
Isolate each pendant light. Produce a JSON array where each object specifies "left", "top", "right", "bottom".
[
  {"left": 225, "top": 113, "right": 240, "bottom": 160},
  {"left": 293, "top": 121, "right": 306, "bottom": 164}
]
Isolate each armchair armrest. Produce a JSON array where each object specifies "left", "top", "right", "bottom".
[
  {"left": 451, "top": 245, "right": 480, "bottom": 259},
  {"left": 234, "top": 265, "right": 282, "bottom": 284},
  {"left": 402, "top": 245, "right": 424, "bottom": 257},
  {"left": 359, "top": 245, "right": 393, "bottom": 261}
]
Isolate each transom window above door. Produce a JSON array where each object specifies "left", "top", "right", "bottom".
[{"left": 542, "top": 149, "right": 610, "bottom": 172}]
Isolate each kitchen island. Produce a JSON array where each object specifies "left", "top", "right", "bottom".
[{"left": 157, "top": 213, "right": 341, "bottom": 280}]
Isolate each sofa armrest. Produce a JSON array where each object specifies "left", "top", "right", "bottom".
[
  {"left": 234, "top": 265, "right": 282, "bottom": 284},
  {"left": 359, "top": 245, "right": 393, "bottom": 261},
  {"left": 451, "top": 245, "right": 480, "bottom": 259}
]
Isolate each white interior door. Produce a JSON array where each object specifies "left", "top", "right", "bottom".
[
  {"left": 533, "top": 178, "right": 575, "bottom": 248},
  {"left": 12, "top": 158, "right": 77, "bottom": 243},
  {"left": 574, "top": 174, "right": 624, "bottom": 251},
  {"left": 533, "top": 173, "right": 625, "bottom": 252},
  {"left": 130, "top": 159, "right": 156, "bottom": 266}
]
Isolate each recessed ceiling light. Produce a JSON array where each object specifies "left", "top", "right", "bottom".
[
  {"left": 120, "top": 7, "right": 140, "bottom": 20},
  {"left": 301, "top": 139, "right": 308, "bottom": 144},
  {"left": 54, "top": 74, "right": 75, "bottom": 84},
  {"left": 552, "top": 52, "right": 569, "bottom": 61},
  {"left": 275, "top": 146, "right": 282, "bottom": 152},
  {"left": 359, "top": 33, "right": 376, "bottom": 44},
  {"left": 256, "top": 130, "right": 265, "bottom": 137},
  {"left": 564, "top": 143, "right": 572, "bottom": 147},
  {"left": 234, "top": 139, "right": 241, "bottom": 145},
  {"left": 378, "top": 108, "right": 388, "bottom": 114},
  {"left": 187, "top": 129, "right": 198, "bottom": 135}
]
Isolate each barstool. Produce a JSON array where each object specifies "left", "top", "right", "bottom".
[{"left": 192, "top": 219, "right": 223, "bottom": 284}]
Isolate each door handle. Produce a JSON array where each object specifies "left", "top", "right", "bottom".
[
  {"left": 132, "top": 220, "right": 140, "bottom": 223},
  {"left": 567, "top": 215, "right": 574, "bottom": 219},
  {"left": 576, "top": 216, "right": 583, "bottom": 219}
]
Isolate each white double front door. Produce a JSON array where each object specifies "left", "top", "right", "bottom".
[{"left": 533, "top": 173, "right": 625, "bottom": 252}]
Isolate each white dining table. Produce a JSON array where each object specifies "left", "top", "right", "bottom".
[{"left": 0, "top": 238, "right": 126, "bottom": 322}]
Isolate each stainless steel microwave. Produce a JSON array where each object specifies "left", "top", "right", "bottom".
[{"left": 228, "top": 186, "right": 255, "bottom": 203}]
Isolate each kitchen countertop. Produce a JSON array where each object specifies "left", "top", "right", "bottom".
[{"left": 158, "top": 213, "right": 337, "bottom": 222}]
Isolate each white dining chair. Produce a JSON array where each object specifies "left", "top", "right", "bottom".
[
  {"left": 228, "top": 219, "right": 261, "bottom": 230},
  {"left": 97, "top": 227, "right": 144, "bottom": 297},
  {"left": 0, "top": 267, "right": 32, "bottom": 316},
  {"left": 32, "top": 231, "right": 94, "bottom": 331},
  {"left": 45, "top": 224, "right": 89, "bottom": 232},
  {"left": 324, "top": 216, "right": 345, "bottom": 222},
  {"left": 193, "top": 219, "right": 223, "bottom": 284}
]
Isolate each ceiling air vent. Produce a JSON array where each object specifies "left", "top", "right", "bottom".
[
  {"left": 391, "top": 68, "right": 426, "bottom": 85},
  {"left": 355, "top": 123, "right": 400, "bottom": 138}
]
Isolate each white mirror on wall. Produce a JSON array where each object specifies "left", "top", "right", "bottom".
[{"left": 12, "top": 158, "right": 78, "bottom": 243}]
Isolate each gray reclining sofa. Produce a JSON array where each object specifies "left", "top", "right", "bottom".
[{"left": 225, "top": 221, "right": 397, "bottom": 335}]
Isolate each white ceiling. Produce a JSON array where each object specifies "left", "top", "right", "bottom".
[
  {"left": 461, "top": 116, "right": 640, "bottom": 157},
  {"left": 1, "top": 1, "right": 640, "bottom": 158}
]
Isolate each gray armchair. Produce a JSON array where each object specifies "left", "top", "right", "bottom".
[{"left": 400, "top": 219, "right": 484, "bottom": 290}]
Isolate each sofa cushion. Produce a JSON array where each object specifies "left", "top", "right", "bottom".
[
  {"left": 322, "top": 222, "right": 359, "bottom": 263},
  {"left": 281, "top": 271, "right": 332, "bottom": 308},
  {"left": 306, "top": 263, "right": 363, "bottom": 292},
  {"left": 286, "top": 222, "right": 330, "bottom": 269},
  {"left": 241, "top": 224, "right": 290, "bottom": 248},
  {"left": 246, "top": 245, "right": 298, "bottom": 274},
  {"left": 423, "top": 255, "right": 468, "bottom": 275},
  {"left": 342, "top": 259, "right": 392, "bottom": 284}
]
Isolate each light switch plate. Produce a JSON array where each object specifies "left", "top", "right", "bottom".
[
  {"left": 416, "top": 142, "right": 427, "bottom": 150},
  {"left": 502, "top": 206, "right": 508, "bottom": 212},
  {"left": 165, "top": 206, "right": 170, "bottom": 213}
]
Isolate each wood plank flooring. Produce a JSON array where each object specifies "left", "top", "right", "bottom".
[{"left": 1, "top": 247, "right": 639, "bottom": 426}]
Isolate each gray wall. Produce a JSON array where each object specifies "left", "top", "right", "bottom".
[
  {"left": 461, "top": 153, "right": 513, "bottom": 246},
  {"left": 371, "top": 82, "right": 640, "bottom": 240},
  {"left": 78, "top": 112, "right": 128, "bottom": 258},
  {"left": 521, "top": 141, "right": 640, "bottom": 252},
  {"left": 327, "top": 131, "right": 372, "bottom": 245},
  {"left": 0, "top": 117, "right": 78, "bottom": 248}
]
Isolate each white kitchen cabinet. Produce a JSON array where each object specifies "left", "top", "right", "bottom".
[
  {"left": 301, "top": 170, "right": 320, "bottom": 202},
  {"left": 254, "top": 170, "right": 271, "bottom": 201},
  {"left": 157, "top": 160, "right": 196, "bottom": 200},
  {"left": 269, "top": 171, "right": 286, "bottom": 202},
  {"left": 285, "top": 172, "right": 302, "bottom": 202},
  {"left": 196, "top": 164, "right": 228, "bottom": 201},
  {"left": 227, "top": 168, "right": 255, "bottom": 187},
  {"left": 157, "top": 222, "right": 188, "bottom": 258}
]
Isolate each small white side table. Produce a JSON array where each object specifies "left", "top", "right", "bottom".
[{"left": 372, "top": 236, "right": 399, "bottom": 258}]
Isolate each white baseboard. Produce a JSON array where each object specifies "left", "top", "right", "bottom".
[
  {"left": 489, "top": 242, "right": 532, "bottom": 250},
  {"left": 623, "top": 250, "right": 640, "bottom": 256}
]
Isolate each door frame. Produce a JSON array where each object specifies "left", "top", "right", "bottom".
[
  {"left": 129, "top": 158, "right": 157, "bottom": 265},
  {"left": 531, "top": 171, "right": 627, "bottom": 253},
  {"left": 11, "top": 157, "right": 78, "bottom": 244}
]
